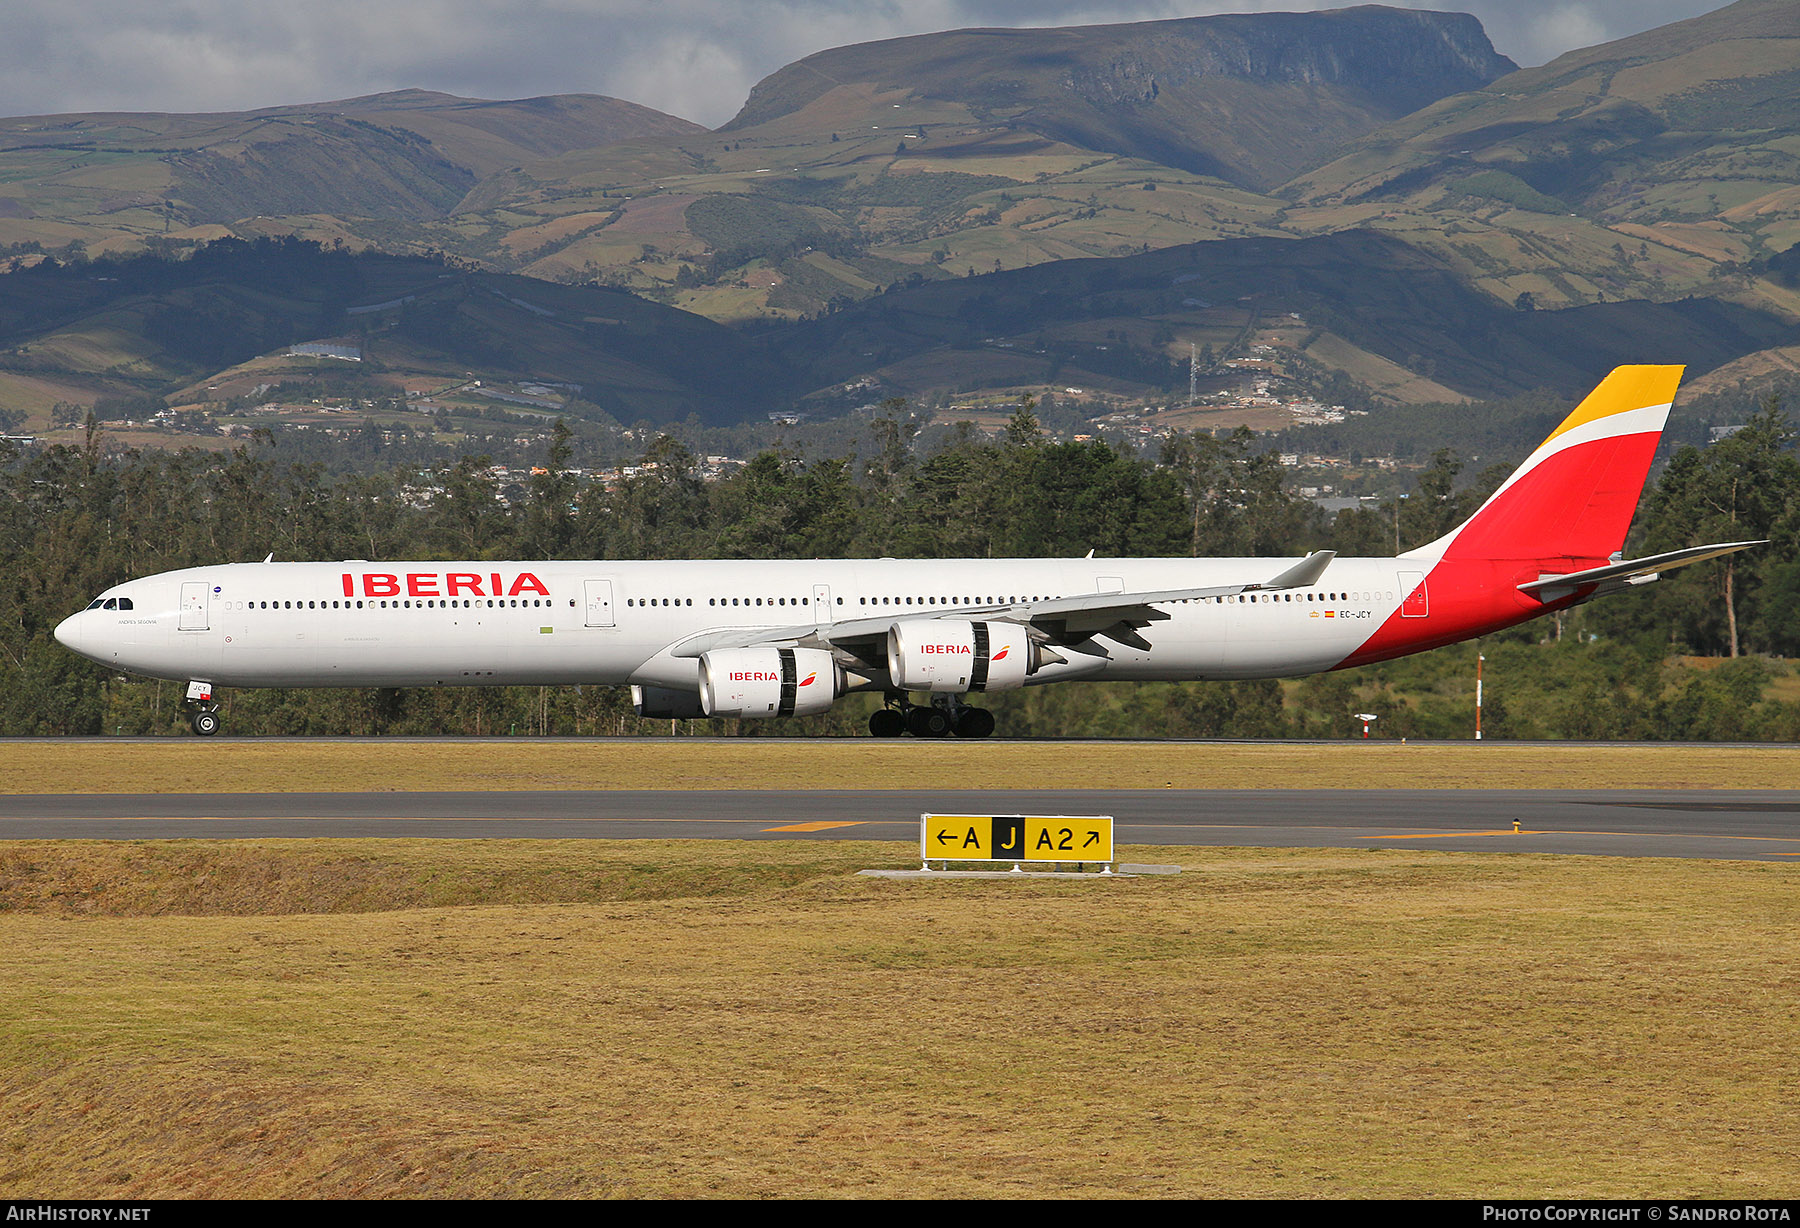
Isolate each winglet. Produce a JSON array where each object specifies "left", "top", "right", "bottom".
[{"left": 1258, "top": 550, "right": 1336, "bottom": 590}]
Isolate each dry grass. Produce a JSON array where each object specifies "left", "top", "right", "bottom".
[
  {"left": 10, "top": 731, "right": 1800, "bottom": 788},
  {"left": 7, "top": 739, "right": 1800, "bottom": 795},
  {"left": 0, "top": 839, "right": 1797, "bottom": 1198}
]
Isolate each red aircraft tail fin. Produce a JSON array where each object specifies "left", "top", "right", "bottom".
[{"left": 1412, "top": 365, "right": 1682, "bottom": 566}]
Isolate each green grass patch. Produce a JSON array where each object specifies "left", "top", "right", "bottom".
[{"left": 1451, "top": 171, "right": 1571, "bottom": 215}]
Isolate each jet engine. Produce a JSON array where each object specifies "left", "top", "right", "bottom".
[
  {"left": 698, "top": 646, "right": 840, "bottom": 718},
  {"left": 885, "top": 620, "right": 1040, "bottom": 692},
  {"left": 631, "top": 685, "right": 708, "bottom": 720}
]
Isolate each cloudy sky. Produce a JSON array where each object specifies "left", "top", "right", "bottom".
[{"left": 0, "top": 1, "right": 1733, "bottom": 128}]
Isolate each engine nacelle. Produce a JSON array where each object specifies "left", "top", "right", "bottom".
[
  {"left": 631, "top": 684, "right": 708, "bottom": 720},
  {"left": 698, "top": 646, "right": 840, "bottom": 718},
  {"left": 885, "top": 620, "right": 1037, "bottom": 693}
]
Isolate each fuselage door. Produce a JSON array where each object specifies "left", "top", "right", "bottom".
[
  {"left": 1399, "top": 571, "right": 1428, "bottom": 618},
  {"left": 179, "top": 581, "right": 210, "bottom": 631},
  {"left": 812, "top": 583, "right": 832, "bottom": 625},
  {"left": 584, "top": 579, "right": 616, "bottom": 628}
]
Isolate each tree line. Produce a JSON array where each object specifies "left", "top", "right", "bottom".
[{"left": 3, "top": 397, "right": 1798, "bottom": 738}]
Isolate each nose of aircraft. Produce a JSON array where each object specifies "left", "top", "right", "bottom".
[{"left": 54, "top": 611, "right": 87, "bottom": 657}]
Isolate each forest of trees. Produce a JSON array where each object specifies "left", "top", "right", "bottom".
[{"left": 4, "top": 397, "right": 1799, "bottom": 739}]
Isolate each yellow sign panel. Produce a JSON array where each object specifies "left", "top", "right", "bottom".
[
  {"left": 921, "top": 814, "right": 1113, "bottom": 864},
  {"left": 927, "top": 815, "right": 999, "bottom": 859},
  {"left": 1024, "top": 817, "right": 1112, "bottom": 862}
]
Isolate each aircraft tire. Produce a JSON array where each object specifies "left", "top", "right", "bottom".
[
  {"left": 953, "top": 708, "right": 995, "bottom": 739},
  {"left": 868, "top": 708, "right": 906, "bottom": 738},
  {"left": 906, "top": 707, "right": 952, "bottom": 738},
  {"left": 190, "top": 710, "right": 221, "bottom": 737}
]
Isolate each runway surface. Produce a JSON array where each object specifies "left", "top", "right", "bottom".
[{"left": 5, "top": 789, "right": 1800, "bottom": 860}]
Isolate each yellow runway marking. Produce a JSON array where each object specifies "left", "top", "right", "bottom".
[
  {"left": 28, "top": 815, "right": 890, "bottom": 824},
  {"left": 760, "top": 821, "right": 866, "bottom": 833},
  {"left": 1366, "top": 829, "right": 1800, "bottom": 847},
  {"left": 1372, "top": 830, "right": 1538, "bottom": 839},
  {"left": 28, "top": 815, "right": 770, "bottom": 824}
]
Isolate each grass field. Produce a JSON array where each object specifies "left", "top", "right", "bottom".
[
  {"left": 5, "top": 743, "right": 1795, "bottom": 1197},
  {"left": 1, "top": 838, "right": 1795, "bottom": 1198},
  {"left": 5, "top": 739, "right": 1800, "bottom": 794}
]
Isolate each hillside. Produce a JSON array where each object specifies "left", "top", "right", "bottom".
[
  {"left": 3, "top": 6, "right": 1795, "bottom": 337},
  {"left": 768, "top": 229, "right": 1793, "bottom": 407},
  {"left": 3, "top": 5, "right": 1800, "bottom": 425},
  {"left": 0, "top": 7, "right": 1513, "bottom": 326},
  {"left": 2, "top": 224, "right": 1792, "bottom": 443},
  {"left": 0, "top": 239, "right": 781, "bottom": 432},
  {"left": 724, "top": 6, "right": 1513, "bottom": 192},
  {"left": 1283, "top": 0, "right": 1800, "bottom": 314},
  {"left": 445, "top": 4, "right": 1513, "bottom": 318},
  {"left": 0, "top": 90, "right": 704, "bottom": 249}
]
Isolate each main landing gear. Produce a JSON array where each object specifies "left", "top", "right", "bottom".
[
  {"left": 184, "top": 680, "right": 221, "bottom": 736},
  {"left": 868, "top": 693, "right": 996, "bottom": 739}
]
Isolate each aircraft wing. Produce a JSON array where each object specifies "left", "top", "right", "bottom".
[
  {"left": 1018, "top": 550, "right": 1334, "bottom": 643},
  {"left": 1517, "top": 541, "right": 1764, "bottom": 598},
  {"left": 667, "top": 551, "right": 1336, "bottom": 658}
]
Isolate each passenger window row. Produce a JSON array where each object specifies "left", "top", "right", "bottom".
[
  {"left": 88, "top": 588, "right": 1391, "bottom": 616},
  {"left": 232, "top": 598, "right": 560, "bottom": 610},
  {"left": 861, "top": 595, "right": 1017, "bottom": 606},
  {"left": 1208, "top": 591, "right": 1389, "bottom": 604}
]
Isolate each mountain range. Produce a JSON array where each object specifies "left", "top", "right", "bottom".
[{"left": 0, "top": 1, "right": 1795, "bottom": 435}]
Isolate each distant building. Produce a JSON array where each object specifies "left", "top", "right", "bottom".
[
  {"left": 286, "top": 342, "right": 362, "bottom": 362},
  {"left": 481, "top": 390, "right": 562, "bottom": 410}
]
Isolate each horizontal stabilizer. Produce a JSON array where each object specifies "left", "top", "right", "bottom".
[{"left": 1518, "top": 540, "right": 1765, "bottom": 597}]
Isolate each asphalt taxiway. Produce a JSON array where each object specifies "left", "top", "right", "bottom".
[{"left": 4, "top": 789, "right": 1800, "bottom": 860}]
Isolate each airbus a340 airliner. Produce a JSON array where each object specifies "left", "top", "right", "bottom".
[{"left": 55, "top": 366, "right": 1757, "bottom": 737}]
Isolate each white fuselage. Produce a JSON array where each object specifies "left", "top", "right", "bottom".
[{"left": 55, "top": 557, "right": 1418, "bottom": 690}]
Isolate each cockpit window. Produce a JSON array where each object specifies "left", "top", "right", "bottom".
[
  {"left": 102, "top": 598, "right": 117, "bottom": 610},
  {"left": 87, "top": 599, "right": 103, "bottom": 610},
  {"left": 118, "top": 598, "right": 133, "bottom": 610}
]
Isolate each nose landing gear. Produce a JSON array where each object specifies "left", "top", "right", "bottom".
[
  {"left": 867, "top": 693, "right": 995, "bottom": 738},
  {"left": 184, "top": 680, "right": 220, "bottom": 736}
]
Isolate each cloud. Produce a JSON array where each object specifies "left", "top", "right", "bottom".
[
  {"left": 0, "top": 1, "right": 1729, "bottom": 127},
  {"left": 1462, "top": 1, "right": 1721, "bottom": 67}
]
